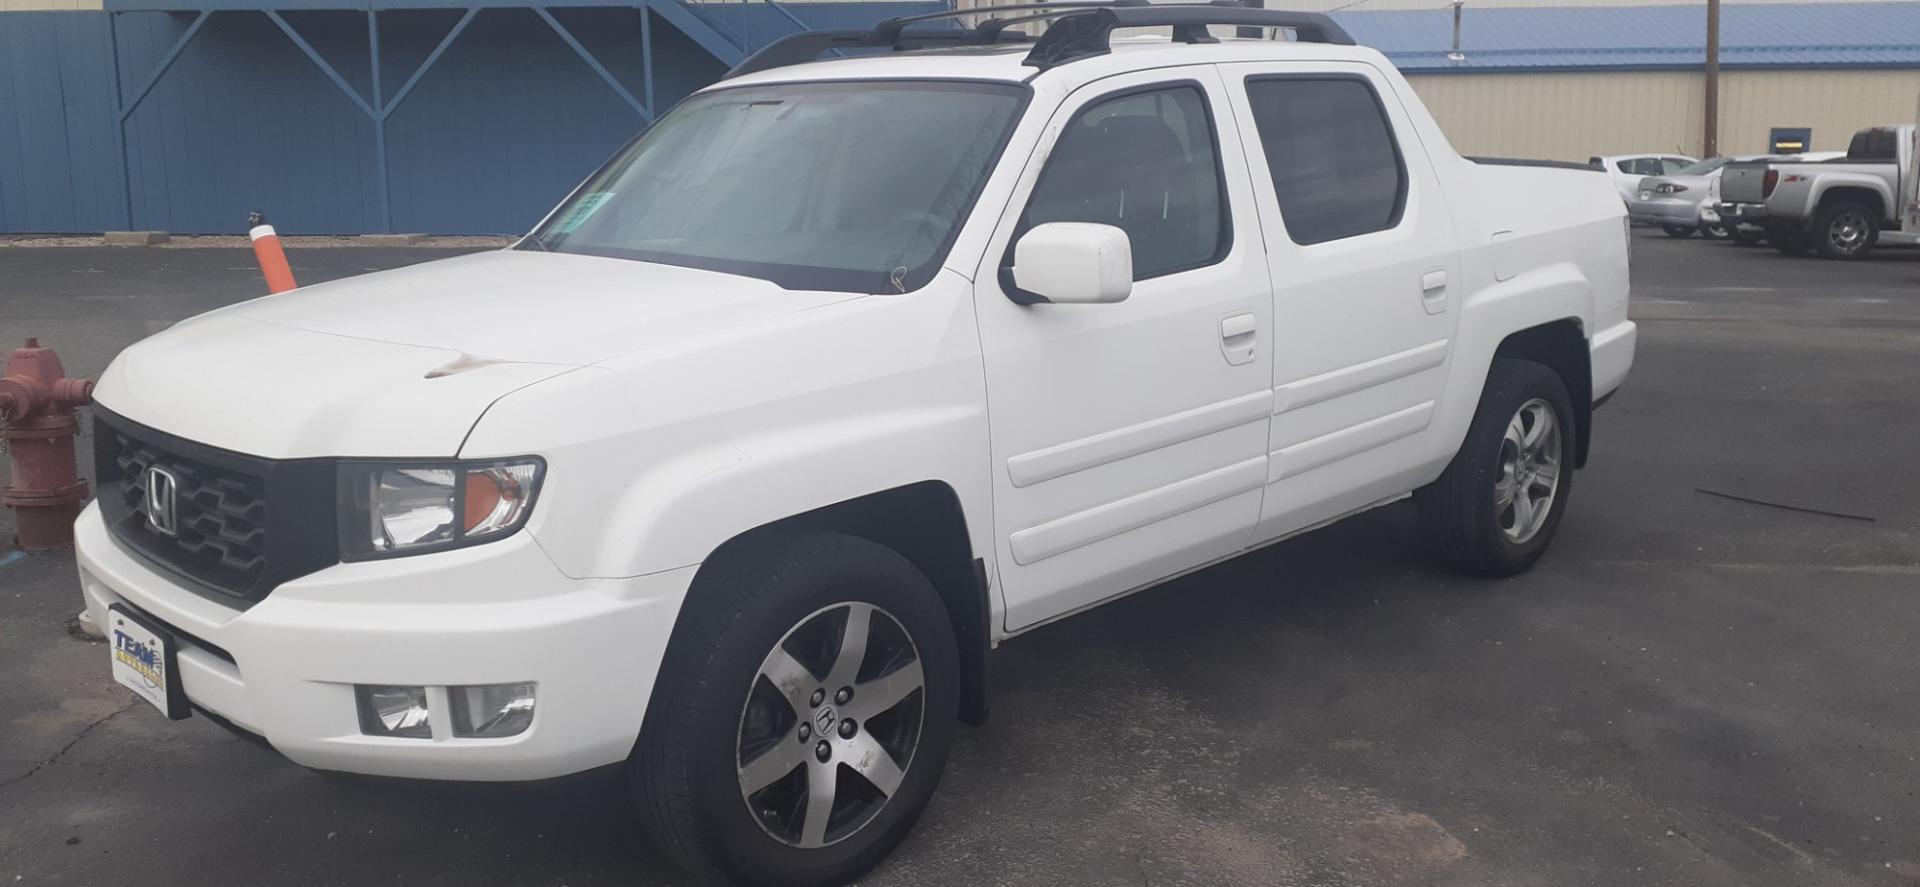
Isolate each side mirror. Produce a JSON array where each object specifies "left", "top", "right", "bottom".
[{"left": 1008, "top": 223, "right": 1132, "bottom": 305}]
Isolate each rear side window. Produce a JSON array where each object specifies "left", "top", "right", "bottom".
[
  {"left": 1245, "top": 77, "right": 1407, "bottom": 245},
  {"left": 1617, "top": 158, "right": 1658, "bottom": 176},
  {"left": 1848, "top": 129, "right": 1897, "bottom": 161},
  {"left": 1024, "top": 85, "right": 1228, "bottom": 280}
]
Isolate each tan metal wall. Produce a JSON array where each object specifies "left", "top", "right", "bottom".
[{"left": 1403, "top": 69, "right": 1920, "bottom": 162}]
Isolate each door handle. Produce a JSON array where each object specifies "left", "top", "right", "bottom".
[
  {"left": 1419, "top": 269, "right": 1449, "bottom": 315},
  {"left": 1219, "top": 312, "right": 1257, "bottom": 366}
]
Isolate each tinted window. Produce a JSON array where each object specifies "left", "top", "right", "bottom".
[
  {"left": 1245, "top": 77, "right": 1406, "bottom": 245},
  {"left": 1024, "top": 86, "right": 1226, "bottom": 280},
  {"left": 1617, "top": 158, "right": 1659, "bottom": 176},
  {"left": 1848, "top": 129, "right": 1896, "bottom": 161}
]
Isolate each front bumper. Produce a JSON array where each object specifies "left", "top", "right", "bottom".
[
  {"left": 1627, "top": 195, "right": 1704, "bottom": 227},
  {"left": 76, "top": 503, "right": 696, "bottom": 781}
]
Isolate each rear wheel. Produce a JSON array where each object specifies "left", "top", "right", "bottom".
[
  {"left": 1416, "top": 358, "right": 1575, "bottom": 577},
  {"left": 632, "top": 531, "right": 959, "bottom": 887},
  {"left": 1699, "top": 221, "right": 1730, "bottom": 240},
  {"left": 1661, "top": 225, "right": 1696, "bottom": 239},
  {"left": 1812, "top": 200, "right": 1877, "bottom": 259}
]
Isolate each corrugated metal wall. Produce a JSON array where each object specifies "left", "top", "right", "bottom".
[
  {"left": 1406, "top": 69, "right": 1920, "bottom": 162},
  {"left": 0, "top": 2, "right": 940, "bottom": 235}
]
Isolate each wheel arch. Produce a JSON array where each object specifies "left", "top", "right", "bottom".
[
  {"left": 699, "top": 481, "right": 994, "bottom": 726},
  {"left": 1493, "top": 319, "right": 1593, "bottom": 468},
  {"left": 1815, "top": 183, "right": 1888, "bottom": 222}
]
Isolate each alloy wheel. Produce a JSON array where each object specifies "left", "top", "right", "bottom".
[
  {"left": 1495, "top": 398, "right": 1562, "bottom": 544},
  {"left": 1827, "top": 210, "right": 1870, "bottom": 253},
  {"left": 736, "top": 602, "right": 925, "bottom": 849}
]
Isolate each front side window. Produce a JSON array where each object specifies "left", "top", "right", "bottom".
[
  {"left": 1660, "top": 157, "right": 1695, "bottom": 173},
  {"left": 1245, "top": 77, "right": 1407, "bottom": 245},
  {"left": 1022, "top": 85, "right": 1228, "bottom": 280},
  {"left": 529, "top": 81, "right": 1027, "bottom": 293}
]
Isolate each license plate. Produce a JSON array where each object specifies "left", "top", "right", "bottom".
[
  {"left": 107, "top": 604, "right": 187, "bottom": 720},
  {"left": 1638, "top": 191, "right": 1651, "bottom": 200}
]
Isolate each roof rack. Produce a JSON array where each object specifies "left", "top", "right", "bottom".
[{"left": 724, "top": 1, "right": 1356, "bottom": 80}]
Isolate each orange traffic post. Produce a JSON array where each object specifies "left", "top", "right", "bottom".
[{"left": 247, "top": 211, "right": 298, "bottom": 294}]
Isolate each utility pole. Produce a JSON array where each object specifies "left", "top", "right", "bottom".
[{"left": 1704, "top": 0, "right": 1720, "bottom": 156}]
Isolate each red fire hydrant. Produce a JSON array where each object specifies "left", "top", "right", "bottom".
[{"left": 0, "top": 339, "right": 96, "bottom": 550}]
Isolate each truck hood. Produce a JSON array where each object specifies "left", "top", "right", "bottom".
[
  {"left": 232, "top": 249, "right": 862, "bottom": 365},
  {"left": 95, "top": 250, "right": 862, "bottom": 459}
]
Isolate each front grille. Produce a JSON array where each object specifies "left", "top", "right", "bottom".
[
  {"left": 113, "top": 433, "right": 269, "bottom": 594},
  {"left": 95, "top": 409, "right": 338, "bottom": 608}
]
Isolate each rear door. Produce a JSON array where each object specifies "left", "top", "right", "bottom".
[{"left": 1219, "top": 61, "right": 1463, "bottom": 541}]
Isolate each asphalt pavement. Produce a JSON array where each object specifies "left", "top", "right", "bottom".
[{"left": 1, "top": 232, "right": 1917, "bottom": 886}]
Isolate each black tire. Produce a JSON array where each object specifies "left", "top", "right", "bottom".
[
  {"left": 1661, "top": 225, "right": 1696, "bottom": 239},
  {"left": 1811, "top": 200, "right": 1878, "bottom": 260},
  {"left": 632, "top": 531, "right": 959, "bottom": 887},
  {"left": 1416, "top": 358, "right": 1576, "bottom": 577},
  {"left": 1730, "top": 228, "right": 1765, "bottom": 247}
]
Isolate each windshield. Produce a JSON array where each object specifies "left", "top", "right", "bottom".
[
  {"left": 527, "top": 81, "right": 1027, "bottom": 293},
  {"left": 1672, "top": 156, "right": 1732, "bottom": 176}
]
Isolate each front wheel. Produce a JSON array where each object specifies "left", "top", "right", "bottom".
[
  {"left": 1661, "top": 225, "right": 1696, "bottom": 239},
  {"left": 632, "top": 531, "right": 959, "bottom": 887},
  {"left": 1416, "top": 358, "right": 1575, "bottom": 577},
  {"left": 1699, "top": 221, "right": 1730, "bottom": 240}
]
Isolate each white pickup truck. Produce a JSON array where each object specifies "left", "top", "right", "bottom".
[
  {"left": 74, "top": 5, "right": 1635, "bottom": 886},
  {"left": 1717, "top": 123, "right": 1915, "bottom": 258}
]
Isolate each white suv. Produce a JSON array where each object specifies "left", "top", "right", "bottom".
[{"left": 77, "top": 5, "right": 1635, "bottom": 885}]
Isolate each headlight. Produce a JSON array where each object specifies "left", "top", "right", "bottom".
[{"left": 337, "top": 458, "right": 544, "bottom": 560}]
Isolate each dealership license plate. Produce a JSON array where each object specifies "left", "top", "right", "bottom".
[{"left": 107, "top": 604, "right": 185, "bottom": 719}]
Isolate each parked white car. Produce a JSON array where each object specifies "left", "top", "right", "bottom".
[
  {"left": 76, "top": 6, "right": 1635, "bottom": 886},
  {"left": 1592, "top": 152, "right": 1698, "bottom": 203}
]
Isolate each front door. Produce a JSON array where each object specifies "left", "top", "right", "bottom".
[{"left": 974, "top": 67, "right": 1275, "bottom": 632}]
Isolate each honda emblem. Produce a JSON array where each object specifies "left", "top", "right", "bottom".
[{"left": 144, "top": 466, "right": 179, "bottom": 537}]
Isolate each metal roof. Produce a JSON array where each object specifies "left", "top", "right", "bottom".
[{"left": 1333, "top": 1, "right": 1920, "bottom": 72}]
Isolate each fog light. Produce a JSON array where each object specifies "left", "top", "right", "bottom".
[
  {"left": 356, "top": 685, "right": 431, "bottom": 739},
  {"left": 449, "top": 683, "right": 536, "bottom": 738}
]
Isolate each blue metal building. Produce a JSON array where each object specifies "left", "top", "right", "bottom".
[{"left": 0, "top": 0, "right": 940, "bottom": 234}]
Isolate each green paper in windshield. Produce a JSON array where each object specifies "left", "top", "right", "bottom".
[{"left": 553, "top": 192, "right": 613, "bottom": 234}]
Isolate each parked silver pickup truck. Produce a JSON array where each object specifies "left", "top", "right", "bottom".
[{"left": 1716, "top": 124, "right": 1913, "bottom": 259}]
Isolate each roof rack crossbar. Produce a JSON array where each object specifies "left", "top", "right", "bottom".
[
  {"left": 726, "top": 27, "right": 1032, "bottom": 79},
  {"left": 1026, "top": 5, "right": 1352, "bottom": 67},
  {"left": 722, "top": 2, "right": 1356, "bottom": 80}
]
